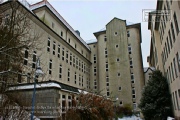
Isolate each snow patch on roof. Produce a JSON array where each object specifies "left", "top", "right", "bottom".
[
  {"left": 86, "top": 39, "right": 97, "bottom": 44},
  {"left": 8, "top": 83, "right": 61, "bottom": 90}
]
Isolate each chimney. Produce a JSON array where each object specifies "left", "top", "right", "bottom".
[{"left": 75, "top": 30, "right": 80, "bottom": 36}]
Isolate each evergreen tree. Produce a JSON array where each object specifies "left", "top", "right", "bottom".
[{"left": 139, "top": 70, "right": 173, "bottom": 120}]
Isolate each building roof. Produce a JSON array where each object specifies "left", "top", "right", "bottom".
[
  {"left": 86, "top": 39, "right": 97, "bottom": 44},
  {"left": 143, "top": 67, "right": 155, "bottom": 73},
  {"left": 8, "top": 80, "right": 79, "bottom": 94},
  {"left": 29, "top": 0, "right": 90, "bottom": 50},
  {"left": 93, "top": 18, "right": 141, "bottom": 43}
]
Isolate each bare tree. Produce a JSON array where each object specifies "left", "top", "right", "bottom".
[{"left": 0, "top": 1, "right": 42, "bottom": 93}]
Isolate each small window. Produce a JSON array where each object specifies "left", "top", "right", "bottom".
[
  {"left": 49, "top": 59, "right": 52, "bottom": 75},
  {"left": 117, "top": 58, "right": 120, "bottom": 62},
  {"left": 127, "top": 31, "right": 130, "bottom": 37},
  {"left": 107, "top": 92, "right": 110, "bottom": 96},
  {"left": 94, "top": 45, "right": 96, "bottom": 47},
  {"left": 116, "top": 45, "right": 119, "bottom": 48},
  {"left": 118, "top": 73, "right": 120, "bottom": 76},
  {"left": 61, "top": 31, "right": 63, "bottom": 37},
  {"left": 68, "top": 38, "right": 70, "bottom": 43},
  {"left": 119, "top": 101, "right": 123, "bottom": 105},
  {"left": 132, "top": 95, "right": 136, "bottom": 98},
  {"left": 128, "top": 44, "right": 132, "bottom": 54},
  {"left": 119, "top": 87, "right": 121, "bottom": 91},
  {"left": 104, "top": 36, "right": 107, "bottom": 41},
  {"left": 114, "top": 32, "right": 118, "bottom": 36}
]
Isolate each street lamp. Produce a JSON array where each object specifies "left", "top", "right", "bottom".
[{"left": 31, "top": 58, "right": 44, "bottom": 120}]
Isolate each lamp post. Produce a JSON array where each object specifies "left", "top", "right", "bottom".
[{"left": 31, "top": 58, "right": 44, "bottom": 120}]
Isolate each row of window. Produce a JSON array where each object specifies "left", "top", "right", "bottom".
[
  {"left": 166, "top": 52, "right": 180, "bottom": 83},
  {"left": 24, "top": 50, "right": 37, "bottom": 69},
  {"left": 47, "top": 39, "right": 90, "bottom": 74},
  {"left": 47, "top": 37, "right": 87, "bottom": 62},
  {"left": 159, "top": 10, "right": 179, "bottom": 44},
  {"left": 103, "top": 31, "right": 130, "bottom": 42},
  {"left": 57, "top": 64, "right": 90, "bottom": 87}
]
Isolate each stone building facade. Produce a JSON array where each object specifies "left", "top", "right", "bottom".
[
  {"left": 148, "top": 0, "right": 180, "bottom": 119},
  {"left": 0, "top": 0, "right": 145, "bottom": 119}
]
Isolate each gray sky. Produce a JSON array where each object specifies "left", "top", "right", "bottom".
[{"left": 28, "top": 0, "right": 157, "bottom": 67}]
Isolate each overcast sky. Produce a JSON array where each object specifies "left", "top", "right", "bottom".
[{"left": 28, "top": 0, "right": 157, "bottom": 67}]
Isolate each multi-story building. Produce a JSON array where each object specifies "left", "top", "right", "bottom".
[
  {"left": 0, "top": 0, "right": 145, "bottom": 119},
  {"left": 88, "top": 18, "right": 144, "bottom": 110},
  {"left": 148, "top": 0, "right": 180, "bottom": 119}
]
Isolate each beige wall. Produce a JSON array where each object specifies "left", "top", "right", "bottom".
[
  {"left": 148, "top": 1, "right": 180, "bottom": 118},
  {"left": 91, "top": 18, "right": 144, "bottom": 111}
]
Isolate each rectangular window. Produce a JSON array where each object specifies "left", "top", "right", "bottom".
[
  {"left": 166, "top": 37, "right": 170, "bottom": 54},
  {"left": 76, "top": 58, "right": 78, "bottom": 69},
  {"left": 168, "top": 30, "right": 173, "bottom": 48},
  {"left": 132, "top": 89, "right": 135, "bottom": 94},
  {"left": 59, "top": 65, "right": 62, "bottom": 79},
  {"left": 106, "top": 62, "right": 108, "bottom": 71},
  {"left": 127, "top": 31, "right": 130, "bottom": 37},
  {"left": 79, "top": 60, "right": 81, "bottom": 71},
  {"left": 131, "top": 74, "right": 134, "bottom": 83},
  {"left": 173, "top": 58, "right": 178, "bottom": 78},
  {"left": 58, "top": 45, "right": 60, "bottom": 58},
  {"left": 94, "top": 67, "right": 96, "bottom": 75},
  {"left": 106, "top": 76, "right": 109, "bottom": 82},
  {"left": 73, "top": 55, "right": 75, "bottom": 67},
  {"left": 176, "top": 52, "right": 180, "bottom": 72},
  {"left": 24, "top": 49, "right": 28, "bottom": 65},
  {"left": 70, "top": 53, "right": 72, "bottom": 65},
  {"left": 165, "top": 43, "right": 168, "bottom": 58},
  {"left": 62, "top": 48, "right": 64, "bottom": 61},
  {"left": 68, "top": 69, "right": 70, "bottom": 81},
  {"left": 32, "top": 51, "right": 36, "bottom": 68},
  {"left": 68, "top": 38, "right": 70, "bottom": 43},
  {"left": 94, "top": 54, "right": 96, "bottom": 63},
  {"left": 104, "top": 36, "right": 107, "bottom": 42},
  {"left": 175, "top": 91, "right": 180, "bottom": 110},
  {"left": 169, "top": 66, "right": 172, "bottom": 83},
  {"left": 53, "top": 41, "right": 56, "bottom": 55},
  {"left": 47, "top": 37, "right": 50, "bottom": 52},
  {"left": 105, "top": 48, "right": 108, "bottom": 57},
  {"left": 128, "top": 44, "right": 131, "bottom": 54},
  {"left": 82, "top": 62, "right": 84, "bottom": 72},
  {"left": 161, "top": 51, "right": 164, "bottom": 64},
  {"left": 74, "top": 72, "right": 76, "bottom": 84},
  {"left": 172, "top": 92, "right": 176, "bottom": 110},
  {"left": 84, "top": 63, "right": 86, "bottom": 73},
  {"left": 171, "top": 23, "right": 176, "bottom": 42},
  {"left": 130, "top": 58, "right": 133, "bottom": 68},
  {"left": 173, "top": 12, "right": 179, "bottom": 35},
  {"left": 49, "top": 59, "right": 52, "bottom": 75},
  {"left": 66, "top": 51, "right": 68, "bottom": 63},
  {"left": 61, "top": 31, "right": 63, "bottom": 37},
  {"left": 82, "top": 76, "right": 83, "bottom": 87},
  {"left": 94, "top": 79, "right": 97, "bottom": 90},
  {"left": 79, "top": 75, "right": 81, "bottom": 86},
  {"left": 171, "top": 62, "right": 175, "bottom": 80}
]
